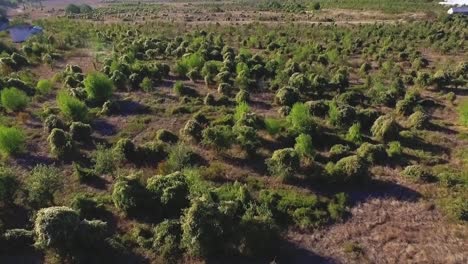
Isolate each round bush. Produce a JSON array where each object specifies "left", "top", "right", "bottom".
[
  {"left": 1, "top": 87, "right": 29, "bottom": 112},
  {"left": 181, "top": 119, "right": 203, "bottom": 141},
  {"left": 408, "top": 110, "right": 429, "bottom": 130},
  {"left": 371, "top": 114, "right": 399, "bottom": 141},
  {"left": 275, "top": 86, "right": 299, "bottom": 106},
  {"left": 112, "top": 177, "right": 146, "bottom": 216},
  {"left": 70, "top": 122, "right": 92, "bottom": 142},
  {"left": 0, "top": 126, "right": 26, "bottom": 158},
  {"left": 84, "top": 72, "right": 114, "bottom": 103},
  {"left": 153, "top": 220, "right": 182, "bottom": 261},
  {"left": 34, "top": 206, "right": 80, "bottom": 250},
  {"left": 328, "top": 155, "right": 368, "bottom": 184},
  {"left": 147, "top": 172, "right": 189, "bottom": 218},
  {"left": 44, "top": 114, "right": 66, "bottom": 133},
  {"left": 48, "top": 129, "right": 75, "bottom": 160},
  {"left": 356, "top": 143, "right": 386, "bottom": 164},
  {"left": 267, "top": 148, "right": 300, "bottom": 182}
]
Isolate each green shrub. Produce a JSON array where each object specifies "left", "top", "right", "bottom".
[
  {"left": 346, "top": 123, "right": 363, "bottom": 144},
  {"left": 1, "top": 87, "right": 28, "bottom": 112},
  {"left": 267, "top": 148, "right": 300, "bottom": 182},
  {"left": 181, "top": 119, "right": 203, "bottom": 141},
  {"left": 234, "top": 125, "right": 260, "bottom": 156},
  {"left": 146, "top": 171, "right": 190, "bottom": 218},
  {"left": 202, "top": 125, "right": 235, "bottom": 151},
  {"left": 94, "top": 144, "right": 122, "bottom": 175},
  {"left": 294, "top": 134, "right": 315, "bottom": 160},
  {"left": 235, "top": 90, "right": 250, "bottom": 103},
  {"left": 140, "top": 77, "right": 153, "bottom": 92},
  {"left": 440, "top": 196, "right": 467, "bottom": 222},
  {"left": 48, "top": 128, "right": 75, "bottom": 160},
  {"left": 408, "top": 110, "right": 429, "bottom": 130},
  {"left": 181, "top": 198, "right": 224, "bottom": 257},
  {"left": 56, "top": 92, "right": 88, "bottom": 122},
  {"left": 327, "top": 193, "right": 348, "bottom": 221},
  {"left": 36, "top": 79, "right": 53, "bottom": 95},
  {"left": 328, "top": 102, "right": 356, "bottom": 129},
  {"left": 329, "top": 144, "right": 351, "bottom": 160},
  {"left": 287, "top": 103, "right": 315, "bottom": 134},
  {"left": 401, "top": 165, "right": 432, "bottom": 183},
  {"left": 26, "top": 165, "right": 62, "bottom": 207},
  {"left": 356, "top": 143, "right": 386, "bottom": 164},
  {"left": 0, "top": 167, "right": 18, "bottom": 205},
  {"left": 112, "top": 176, "right": 147, "bottom": 216},
  {"left": 234, "top": 101, "right": 250, "bottom": 122},
  {"left": 264, "top": 117, "right": 285, "bottom": 135},
  {"left": 386, "top": 141, "right": 402, "bottom": 158},
  {"left": 164, "top": 144, "right": 199, "bottom": 174},
  {"left": 0, "top": 126, "right": 25, "bottom": 158},
  {"left": 70, "top": 122, "right": 92, "bottom": 142},
  {"left": 371, "top": 114, "right": 399, "bottom": 141},
  {"left": 113, "top": 138, "right": 136, "bottom": 162},
  {"left": 327, "top": 155, "right": 368, "bottom": 184},
  {"left": 44, "top": 114, "right": 66, "bottom": 133},
  {"left": 76, "top": 219, "right": 109, "bottom": 249},
  {"left": 70, "top": 193, "right": 104, "bottom": 219},
  {"left": 275, "top": 86, "right": 299, "bottom": 106},
  {"left": 84, "top": 72, "right": 114, "bottom": 104},
  {"left": 34, "top": 206, "right": 80, "bottom": 250},
  {"left": 153, "top": 220, "right": 182, "bottom": 262}
]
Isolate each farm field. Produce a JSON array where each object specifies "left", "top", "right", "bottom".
[{"left": 0, "top": 1, "right": 467, "bottom": 264}]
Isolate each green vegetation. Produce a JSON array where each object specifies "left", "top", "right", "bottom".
[
  {"left": 0, "top": 126, "right": 25, "bottom": 158},
  {"left": 56, "top": 92, "right": 88, "bottom": 122},
  {"left": 1, "top": 87, "right": 29, "bottom": 112}
]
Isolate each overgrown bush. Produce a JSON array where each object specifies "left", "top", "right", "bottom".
[
  {"left": 57, "top": 92, "right": 88, "bottom": 122},
  {"left": 112, "top": 176, "right": 147, "bottom": 216},
  {"left": 386, "top": 141, "right": 402, "bottom": 158},
  {"left": 275, "top": 86, "right": 299, "bottom": 106},
  {"left": 356, "top": 143, "right": 386, "bottom": 164},
  {"left": 0, "top": 126, "right": 25, "bottom": 158},
  {"left": 294, "top": 134, "right": 315, "bottom": 160},
  {"left": 371, "top": 114, "right": 399, "bottom": 141},
  {"left": 26, "top": 165, "right": 62, "bottom": 207},
  {"left": 326, "top": 155, "right": 368, "bottom": 184},
  {"left": 267, "top": 148, "right": 300, "bottom": 182},
  {"left": 180, "top": 119, "right": 203, "bottom": 141},
  {"left": 346, "top": 123, "right": 363, "bottom": 144},
  {"left": 84, "top": 72, "right": 114, "bottom": 103},
  {"left": 94, "top": 144, "right": 122, "bottom": 175},
  {"left": 202, "top": 125, "right": 235, "bottom": 151},
  {"left": 408, "top": 110, "right": 429, "bottom": 129},
  {"left": 36, "top": 79, "right": 53, "bottom": 95},
  {"left": 44, "top": 114, "right": 66, "bottom": 133},
  {"left": 153, "top": 220, "right": 182, "bottom": 262},
  {"left": 48, "top": 128, "right": 76, "bottom": 160},
  {"left": 287, "top": 103, "right": 315, "bottom": 134},
  {"left": 0, "top": 87, "right": 28, "bottom": 112},
  {"left": 34, "top": 206, "right": 80, "bottom": 250},
  {"left": 70, "top": 122, "right": 92, "bottom": 142},
  {"left": 146, "top": 171, "right": 190, "bottom": 218}
]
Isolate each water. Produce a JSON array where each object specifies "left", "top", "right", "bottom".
[{"left": 8, "top": 25, "right": 43, "bottom": 43}]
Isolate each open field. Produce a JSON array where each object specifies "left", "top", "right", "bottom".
[{"left": 0, "top": 1, "right": 467, "bottom": 264}]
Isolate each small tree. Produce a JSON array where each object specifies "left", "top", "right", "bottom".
[{"left": 56, "top": 92, "right": 88, "bottom": 122}]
